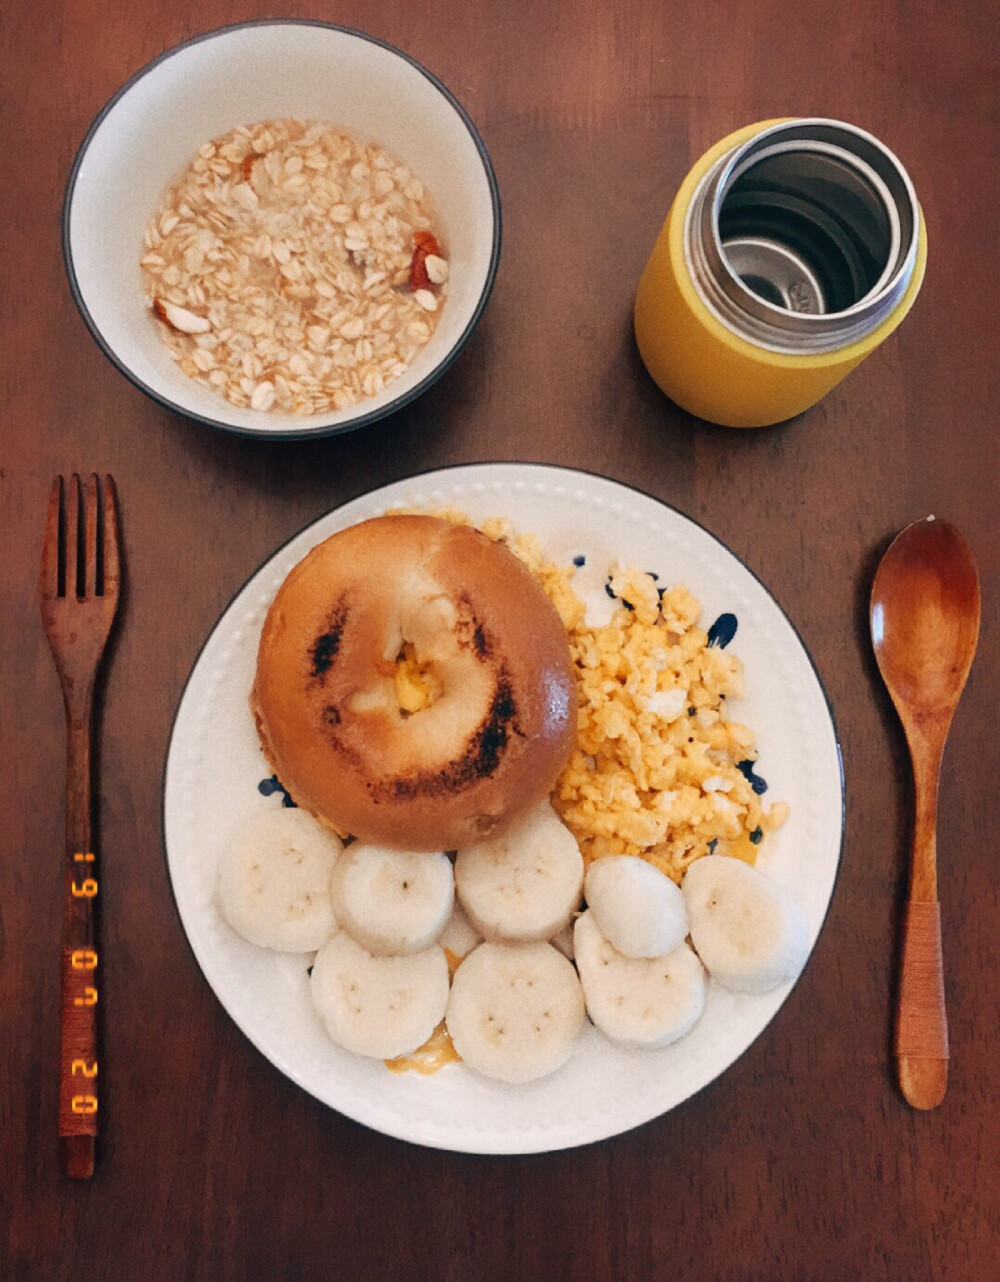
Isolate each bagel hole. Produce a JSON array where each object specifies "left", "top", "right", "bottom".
[{"left": 393, "top": 641, "right": 444, "bottom": 717}]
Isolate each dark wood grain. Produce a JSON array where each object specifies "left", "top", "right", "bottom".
[{"left": 2, "top": 0, "right": 998, "bottom": 1278}]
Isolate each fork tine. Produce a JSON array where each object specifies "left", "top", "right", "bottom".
[
  {"left": 84, "top": 474, "right": 99, "bottom": 597},
  {"left": 102, "top": 475, "right": 121, "bottom": 600},
  {"left": 65, "top": 474, "right": 81, "bottom": 599},
  {"left": 40, "top": 476, "right": 63, "bottom": 600}
]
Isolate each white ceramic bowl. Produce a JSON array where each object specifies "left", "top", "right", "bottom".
[{"left": 63, "top": 21, "right": 501, "bottom": 438}]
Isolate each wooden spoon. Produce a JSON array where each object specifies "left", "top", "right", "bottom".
[{"left": 870, "top": 516, "right": 980, "bottom": 1109}]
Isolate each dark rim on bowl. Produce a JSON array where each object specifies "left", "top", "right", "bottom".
[{"left": 61, "top": 19, "right": 503, "bottom": 440}]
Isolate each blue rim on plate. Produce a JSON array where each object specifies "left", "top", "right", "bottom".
[{"left": 61, "top": 19, "right": 503, "bottom": 440}]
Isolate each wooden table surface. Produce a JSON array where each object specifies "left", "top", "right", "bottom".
[{"left": 3, "top": 1, "right": 997, "bottom": 1278}]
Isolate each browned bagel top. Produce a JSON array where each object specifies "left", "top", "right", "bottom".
[{"left": 252, "top": 515, "right": 575, "bottom": 849}]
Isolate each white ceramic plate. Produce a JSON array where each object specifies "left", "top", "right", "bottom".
[{"left": 163, "top": 463, "right": 844, "bottom": 1152}]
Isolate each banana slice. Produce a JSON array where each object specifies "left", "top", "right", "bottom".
[
  {"left": 216, "top": 807, "right": 342, "bottom": 952},
  {"left": 310, "top": 930, "right": 450, "bottom": 1059},
  {"left": 682, "top": 855, "right": 810, "bottom": 994},
  {"left": 446, "top": 941, "right": 585, "bottom": 1083},
  {"left": 439, "top": 900, "right": 481, "bottom": 960},
  {"left": 574, "top": 911, "right": 707, "bottom": 1050},
  {"left": 329, "top": 843, "right": 454, "bottom": 956},
  {"left": 454, "top": 802, "right": 584, "bottom": 942},
  {"left": 584, "top": 855, "right": 688, "bottom": 958}
]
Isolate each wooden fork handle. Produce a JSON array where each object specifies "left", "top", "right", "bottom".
[
  {"left": 60, "top": 712, "right": 99, "bottom": 1178},
  {"left": 60, "top": 933, "right": 98, "bottom": 1177},
  {"left": 895, "top": 899, "right": 948, "bottom": 1110}
]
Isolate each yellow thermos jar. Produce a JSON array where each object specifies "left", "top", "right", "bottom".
[{"left": 634, "top": 119, "right": 927, "bottom": 427}]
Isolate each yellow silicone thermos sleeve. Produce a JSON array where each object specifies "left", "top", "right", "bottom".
[{"left": 634, "top": 120, "right": 928, "bottom": 427}]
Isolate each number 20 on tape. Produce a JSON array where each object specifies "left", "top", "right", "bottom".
[{"left": 66, "top": 859, "right": 99, "bottom": 1117}]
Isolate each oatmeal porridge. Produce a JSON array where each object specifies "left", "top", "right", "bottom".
[{"left": 140, "top": 118, "right": 449, "bottom": 415}]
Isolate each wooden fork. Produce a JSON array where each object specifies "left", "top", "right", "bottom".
[{"left": 39, "top": 474, "right": 121, "bottom": 1179}]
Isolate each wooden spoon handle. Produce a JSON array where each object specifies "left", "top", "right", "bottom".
[{"left": 895, "top": 899, "right": 948, "bottom": 1109}]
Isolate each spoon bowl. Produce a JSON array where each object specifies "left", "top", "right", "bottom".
[
  {"left": 872, "top": 518, "right": 981, "bottom": 720},
  {"left": 870, "top": 516, "right": 980, "bottom": 1109}
]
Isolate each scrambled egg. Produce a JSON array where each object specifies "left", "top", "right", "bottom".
[
  {"left": 393, "top": 642, "right": 443, "bottom": 714},
  {"left": 391, "top": 508, "right": 789, "bottom": 883},
  {"left": 480, "top": 521, "right": 789, "bottom": 884}
]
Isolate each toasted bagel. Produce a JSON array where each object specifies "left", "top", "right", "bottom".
[{"left": 251, "top": 515, "right": 575, "bottom": 849}]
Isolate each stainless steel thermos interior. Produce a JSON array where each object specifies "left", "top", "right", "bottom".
[{"left": 685, "top": 119, "right": 920, "bottom": 354}]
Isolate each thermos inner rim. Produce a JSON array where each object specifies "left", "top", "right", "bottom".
[{"left": 684, "top": 120, "right": 919, "bottom": 355}]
